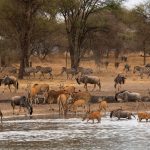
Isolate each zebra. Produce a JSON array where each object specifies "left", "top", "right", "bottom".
[
  {"left": 24, "top": 67, "right": 39, "bottom": 78},
  {"left": 0, "top": 66, "right": 17, "bottom": 74},
  {"left": 36, "top": 66, "right": 53, "bottom": 79},
  {"left": 133, "top": 66, "right": 150, "bottom": 79},
  {"left": 60, "top": 67, "right": 78, "bottom": 79}
]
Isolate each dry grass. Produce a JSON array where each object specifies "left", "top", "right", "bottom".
[{"left": 0, "top": 53, "right": 150, "bottom": 117}]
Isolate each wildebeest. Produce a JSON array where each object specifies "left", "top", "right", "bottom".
[
  {"left": 82, "top": 110, "right": 102, "bottom": 123},
  {"left": 36, "top": 66, "right": 53, "bottom": 79},
  {"left": 0, "top": 110, "right": 3, "bottom": 123},
  {"left": 137, "top": 112, "right": 150, "bottom": 122},
  {"left": 76, "top": 75, "right": 101, "bottom": 91},
  {"left": 28, "top": 84, "right": 49, "bottom": 104},
  {"left": 60, "top": 67, "right": 78, "bottom": 79},
  {"left": 114, "top": 74, "right": 126, "bottom": 91},
  {"left": 11, "top": 96, "right": 33, "bottom": 115},
  {"left": 110, "top": 109, "right": 135, "bottom": 120},
  {"left": 115, "top": 90, "right": 146, "bottom": 110},
  {"left": 0, "top": 75, "right": 19, "bottom": 92}
]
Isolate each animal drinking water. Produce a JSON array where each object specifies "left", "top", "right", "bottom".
[{"left": 11, "top": 96, "right": 33, "bottom": 115}]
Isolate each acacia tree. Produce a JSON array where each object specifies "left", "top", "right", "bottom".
[
  {"left": 58, "top": 0, "right": 124, "bottom": 68},
  {"left": 0, "top": 0, "right": 49, "bottom": 79},
  {"left": 132, "top": 2, "right": 150, "bottom": 65}
]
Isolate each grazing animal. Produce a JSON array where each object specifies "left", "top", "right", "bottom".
[
  {"left": 0, "top": 66, "right": 17, "bottom": 74},
  {"left": 68, "top": 99, "right": 86, "bottom": 115},
  {"left": 114, "top": 74, "right": 126, "bottom": 91},
  {"left": 11, "top": 96, "right": 33, "bottom": 115},
  {"left": 29, "top": 84, "right": 49, "bottom": 104},
  {"left": 60, "top": 67, "right": 78, "bottom": 79},
  {"left": 0, "top": 110, "right": 3, "bottom": 123},
  {"left": 78, "top": 67, "right": 93, "bottom": 76},
  {"left": 82, "top": 110, "right": 102, "bottom": 123},
  {"left": 36, "top": 66, "right": 53, "bottom": 79},
  {"left": 76, "top": 75, "right": 101, "bottom": 91},
  {"left": 24, "top": 67, "right": 38, "bottom": 78},
  {"left": 35, "top": 91, "right": 49, "bottom": 104},
  {"left": 110, "top": 109, "right": 135, "bottom": 120},
  {"left": 0, "top": 75, "right": 19, "bottom": 92},
  {"left": 133, "top": 66, "right": 150, "bottom": 78},
  {"left": 138, "top": 112, "right": 150, "bottom": 122}
]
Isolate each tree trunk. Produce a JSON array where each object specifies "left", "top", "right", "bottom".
[{"left": 143, "top": 40, "right": 146, "bottom": 65}]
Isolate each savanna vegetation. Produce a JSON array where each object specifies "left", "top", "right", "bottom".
[{"left": 0, "top": 0, "right": 150, "bottom": 79}]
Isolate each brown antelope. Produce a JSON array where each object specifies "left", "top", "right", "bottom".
[
  {"left": 29, "top": 84, "right": 49, "bottom": 104},
  {"left": 138, "top": 112, "right": 150, "bottom": 122},
  {"left": 82, "top": 110, "right": 103, "bottom": 123},
  {"left": 69, "top": 99, "right": 86, "bottom": 115},
  {"left": 57, "top": 93, "right": 71, "bottom": 115},
  {"left": 59, "top": 84, "right": 75, "bottom": 93},
  {"left": 99, "top": 100, "right": 109, "bottom": 115}
]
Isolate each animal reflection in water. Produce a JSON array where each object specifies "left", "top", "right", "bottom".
[
  {"left": 115, "top": 90, "right": 147, "bottom": 110},
  {"left": 11, "top": 96, "right": 33, "bottom": 115},
  {"left": 0, "top": 76, "right": 19, "bottom": 92},
  {"left": 0, "top": 110, "right": 3, "bottom": 123},
  {"left": 110, "top": 108, "right": 135, "bottom": 120}
]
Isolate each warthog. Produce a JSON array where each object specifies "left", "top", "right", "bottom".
[
  {"left": 82, "top": 110, "right": 102, "bottom": 123},
  {"left": 110, "top": 109, "right": 135, "bottom": 120},
  {"left": 76, "top": 75, "right": 101, "bottom": 91}
]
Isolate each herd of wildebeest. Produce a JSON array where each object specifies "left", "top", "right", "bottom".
[{"left": 0, "top": 61, "right": 150, "bottom": 124}]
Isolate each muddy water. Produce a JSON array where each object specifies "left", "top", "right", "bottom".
[{"left": 0, "top": 115, "right": 150, "bottom": 150}]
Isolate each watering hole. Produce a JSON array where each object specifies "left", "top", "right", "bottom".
[{"left": 0, "top": 114, "right": 150, "bottom": 150}]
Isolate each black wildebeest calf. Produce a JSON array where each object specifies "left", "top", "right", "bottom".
[
  {"left": 11, "top": 96, "right": 33, "bottom": 115},
  {"left": 76, "top": 75, "right": 101, "bottom": 91}
]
